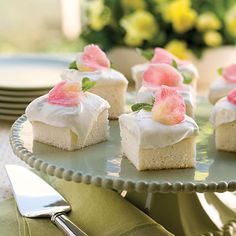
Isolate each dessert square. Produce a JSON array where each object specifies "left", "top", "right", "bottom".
[
  {"left": 119, "top": 86, "right": 199, "bottom": 171},
  {"left": 132, "top": 48, "right": 199, "bottom": 91},
  {"left": 215, "top": 121, "right": 236, "bottom": 152},
  {"left": 208, "top": 64, "right": 236, "bottom": 104},
  {"left": 26, "top": 80, "right": 110, "bottom": 151},
  {"left": 119, "top": 116, "right": 197, "bottom": 170},
  {"left": 63, "top": 44, "right": 128, "bottom": 119},
  {"left": 210, "top": 90, "right": 236, "bottom": 152}
]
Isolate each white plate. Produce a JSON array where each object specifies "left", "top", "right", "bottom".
[
  {"left": 0, "top": 95, "right": 35, "bottom": 103},
  {"left": 0, "top": 114, "right": 19, "bottom": 121},
  {"left": 0, "top": 102, "right": 28, "bottom": 109},
  {"left": 0, "top": 89, "right": 49, "bottom": 96},
  {"left": 0, "top": 108, "right": 24, "bottom": 115},
  {"left": 0, "top": 55, "right": 70, "bottom": 90}
]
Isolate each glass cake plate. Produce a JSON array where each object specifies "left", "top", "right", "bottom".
[
  {"left": 10, "top": 97, "right": 236, "bottom": 193},
  {"left": 10, "top": 96, "right": 236, "bottom": 235}
]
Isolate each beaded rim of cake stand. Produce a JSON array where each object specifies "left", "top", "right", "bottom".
[
  {"left": 200, "top": 220, "right": 236, "bottom": 236},
  {"left": 10, "top": 114, "right": 236, "bottom": 193}
]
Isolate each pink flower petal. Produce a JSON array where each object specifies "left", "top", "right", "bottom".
[
  {"left": 227, "top": 88, "right": 236, "bottom": 105},
  {"left": 152, "top": 85, "right": 186, "bottom": 125},
  {"left": 223, "top": 64, "right": 236, "bottom": 83},
  {"left": 143, "top": 64, "right": 183, "bottom": 87},
  {"left": 77, "top": 44, "right": 110, "bottom": 72},
  {"left": 48, "top": 80, "right": 81, "bottom": 106},
  {"left": 150, "top": 47, "right": 189, "bottom": 66}
]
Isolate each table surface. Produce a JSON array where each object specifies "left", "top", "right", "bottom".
[{"left": 0, "top": 121, "right": 27, "bottom": 201}]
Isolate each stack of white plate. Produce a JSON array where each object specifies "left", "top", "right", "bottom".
[{"left": 0, "top": 55, "right": 71, "bottom": 121}]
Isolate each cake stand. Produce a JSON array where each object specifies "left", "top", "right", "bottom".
[{"left": 10, "top": 98, "right": 236, "bottom": 236}]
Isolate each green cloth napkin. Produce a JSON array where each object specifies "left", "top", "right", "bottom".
[{"left": 0, "top": 174, "right": 173, "bottom": 236}]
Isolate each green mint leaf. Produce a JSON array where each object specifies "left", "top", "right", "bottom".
[
  {"left": 171, "top": 60, "right": 178, "bottom": 69},
  {"left": 82, "top": 77, "right": 96, "bottom": 92},
  {"left": 131, "top": 103, "right": 153, "bottom": 112},
  {"left": 180, "top": 70, "right": 193, "bottom": 84},
  {"left": 69, "top": 60, "right": 78, "bottom": 70},
  {"left": 217, "top": 67, "right": 223, "bottom": 76},
  {"left": 183, "top": 74, "right": 192, "bottom": 84},
  {"left": 136, "top": 48, "right": 154, "bottom": 60},
  {"left": 110, "top": 61, "right": 115, "bottom": 69}
]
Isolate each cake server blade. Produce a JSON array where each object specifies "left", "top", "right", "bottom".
[{"left": 6, "top": 165, "right": 87, "bottom": 236}]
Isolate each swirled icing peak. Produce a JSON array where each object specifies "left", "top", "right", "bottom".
[
  {"left": 143, "top": 64, "right": 183, "bottom": 87},
  {"left": 76, "top": 44, "right": 110, "bottom": 72},
  {"left": 48, "top": 80, "right": 81, "bottom": 106},
  {"left": 152, "top": 85, "right": 186, "bottom": 125},
  {"left": 227, "top": 88, "right": 236, "bottom": 105},
  {"left": 223, "top": 64, "right": 236, "bottom": 83},
  {"left": 150, "top": 47, "right": 189, "bottom": 66}
]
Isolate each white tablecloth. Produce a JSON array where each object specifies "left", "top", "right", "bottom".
[{"left": 0, "top": 120, "right": 27, "bottom": 201}]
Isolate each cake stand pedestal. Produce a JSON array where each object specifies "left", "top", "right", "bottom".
[{"left": 10, "top": 98, "right": 236, "bottom": 236}]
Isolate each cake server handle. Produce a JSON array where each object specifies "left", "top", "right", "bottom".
[{"left": 51, "top": 212, "right": 88, "bottom": 236}]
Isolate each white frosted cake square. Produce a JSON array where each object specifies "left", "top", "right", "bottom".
[
  {"left": 26, "top": 80, "right": 110, "bottom": 151},
  {"left": 208, "top": 64, "right": 236, "bottom": 104},
  {"left": 119, "top": 86, "right": 199, "bottom": 171},
  {"left": 132, "top": 48, "right": 199, "bottom": 91},
  {"left": 62, "top": 44, "right": 128, "bottom": 119},
  {"left": 210, "top": 90, "right": 236, "bottom": 152}
]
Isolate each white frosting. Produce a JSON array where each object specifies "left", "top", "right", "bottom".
[
  {"left": 208, "top": 77, "right": 236, "bottom": 104},
  {"left": 119, "top": 110, "right": 199, "bottom": 149},
  {"left": 136, "top": 85, "right": 195, "bottom": 108},
  {"left": 210, "top": 97, "right": 236, "bottom": 127},
  {"left": 61, "top": 68, "right": 128, "bottom": 87},
  {"left": 26, "top": 92, "right": 110, "bottom": 145}
]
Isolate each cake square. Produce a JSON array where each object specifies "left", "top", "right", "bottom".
[
  {"left": 215, "top": 121, "right": 236, "bottom": 152},
  {"left": 26, "top": 80, "right": 110, "bottom": 151},
  {"left": 62, "top": 44, "right": 128, "bottom": 119},
  {"left": 119, "top": 86, "right": 199, "bottom": 171},
  {"left": 119, "top": 117, "right": 197, "bottom": 170}
]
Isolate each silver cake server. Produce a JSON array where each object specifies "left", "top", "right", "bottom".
[{"left": 6, "top": 165, "right": 88, "bottom": 236}]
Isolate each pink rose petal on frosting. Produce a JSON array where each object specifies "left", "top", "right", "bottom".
[
  {"left": 143, "top": 64, "right": 183, "bottom": 87},
  {"left": 48, "top": 80, "right": 81, "bottom": 106},
  {"left": 152, "top": 85, "right": 186, "bottom": 125},
  {"left": 223, "top": 64, "right": 236, "bottom": 83},
  {"left": 151, "top": 48, "right": 189, "bottom": 66},
  {"left": 76, "top": 44, "right": 110, "bottom": 72},
  {"left": 227, "top": 88, "right": 236, "bottom": 105}
]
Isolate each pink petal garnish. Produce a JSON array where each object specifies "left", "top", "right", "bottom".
[
  {"left": 152, "top": 85, "right": 186, "bottom": 125},
  {"left": 48, "top": 80, "right": 81, "bottom": 106},
  {"left": 76, "top": 44, "right": 110, "bottom": 72},
  {"left": 223, "top": 64, "right": 236, "bottom": 83},
  {"left": 227, "top": 88, "right": 236, "bottom": 105},
  {"left": 143, "top": 64, "right": 183, "bottom": 87},
  {"left": 150, "top": 48, "right": 189, "bottom": 66}
]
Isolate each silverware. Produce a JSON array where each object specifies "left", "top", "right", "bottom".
[{"left": 6, "top": 165, "right": 88, "bottom": 236}]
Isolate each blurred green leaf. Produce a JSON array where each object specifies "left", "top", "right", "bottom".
[{"left": 69, "top": 60, "right": 77, "bottom": 70}]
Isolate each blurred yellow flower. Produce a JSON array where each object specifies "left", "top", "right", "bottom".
[
  {"left": 163, "top": 0, "right": 197, "bottom": 34},
  {"left": 88, "top": 0, "right": 110, "bottom": 31},
  {"left": 196, "top": 12, "right": 221, "bottom": 32},
  {"left": 120, "top": 10, "right": 158, "bottom": 46},
  {"left": 165, "top": 40, "right": 190, "bottom": 59},
  {"left": 121, "top": 0, "right": 146, "bottom": 11},
  {"left": 203, "top": 31, "right": 222, "bottom": 47},
  {"left": 225, "top": 5, "right": 236, "bottom": 37}
]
